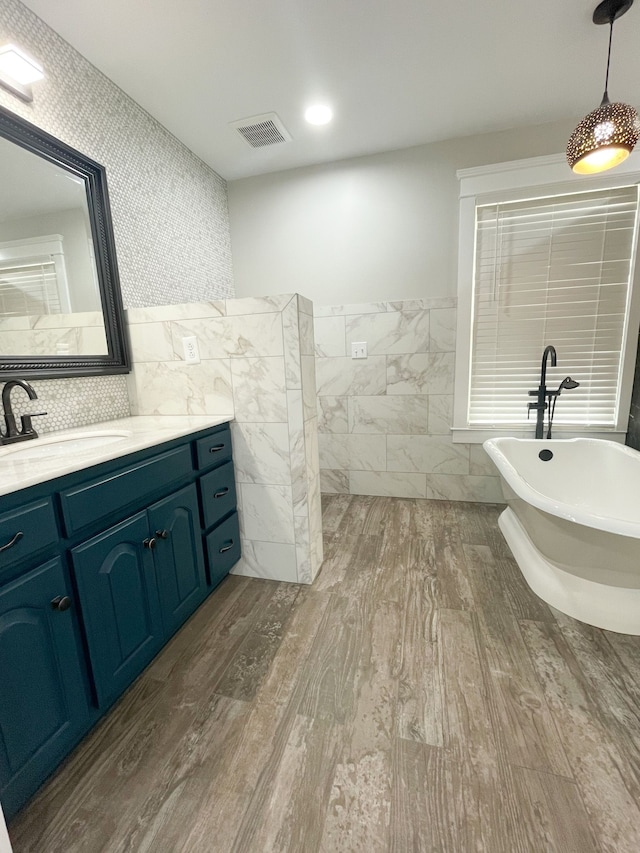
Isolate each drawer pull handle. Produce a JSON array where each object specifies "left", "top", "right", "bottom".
[
  {"left": 0, "top": 531, "right": 23, "bottom": 553},
  {"left": 219, "top": 540, "right": 234, "bottom": 553},
  {"left": 214, "top": 488, "right": 229, "bottom": 498},
  {"left": 155, "top": 529, "right": 169, "bottom": 539},
  {"left": 51, "top": 595, "right": 71, "bottom": 612},
  {"left": 209, "top": 444, "right": 225, "bottom": 453},
  {"left": 143, "top": 537, "right": 157, "bottom": 550}
]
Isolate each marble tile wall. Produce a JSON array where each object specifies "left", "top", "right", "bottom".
[
  {"left": 126, "top": 294, "right": 323, "bottom": 585},
  {"left": 0, "top": 311, "right": 107, "bottom": 356},
  {"left": 315, "top": 299, "right": 502, "bottom": 502}
]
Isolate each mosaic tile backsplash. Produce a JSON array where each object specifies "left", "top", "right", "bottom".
[
  {"left": 0, "top": 0, "right": 234, "bottom": 433},
  {"left": 5, "top": 375, "right": 130, "bottom": 434}
]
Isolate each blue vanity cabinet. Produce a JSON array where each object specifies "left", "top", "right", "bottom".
[
  {"left": 0, "top": 557, "right": 90, "bottom": 818},
  {"left": 71, "top": 485, "right": 210, "bottom": 707},
  {"left": 0, "top": 420, "right": 240, "bottom": 819},
  {"left": 70, "top": 512, "right": 164, "bottom": 708},
  {"left": 148, "top": 483, "right": 208, "bottom": 637}
]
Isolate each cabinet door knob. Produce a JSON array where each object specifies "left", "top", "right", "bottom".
[
  {"left": 155, "top": 529, "right": 169, "bottom": 539},
  {"left": 219, "top": 540, "right": 234, "bottom": 553},
  {"left": 214, "top": 488, "right": 229, "bottom": 498},
  {"left": 209, "top": 443, "right": 225, "bottom": 453},
  {"left": 143, "top": 537, "right": 157, "bottom": 550},
  {"left": 51, "top": 595, "right": 71, "bottom": 612}
]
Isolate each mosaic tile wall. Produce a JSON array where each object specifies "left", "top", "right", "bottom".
[
  {"left": 6, "top": 375, "right": 130, "bottom": 433},
  {"left": 126, "top": 294, "right": 323, "bottom": 585},
  {"left": 0, "top": 0, "right": 234, "bottom": 434},
  {"left": 315, "top": 298, "right": 503, "bottom": 503}
]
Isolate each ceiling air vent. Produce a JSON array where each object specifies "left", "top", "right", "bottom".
[{"left": 229, "top": 113, "right": 292, "bottom": 148}]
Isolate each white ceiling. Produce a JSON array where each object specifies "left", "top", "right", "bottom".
[{"left": 20, "top": 0, "right": 640, "bottom": 181}]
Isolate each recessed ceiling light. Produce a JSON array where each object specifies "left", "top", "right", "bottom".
[{"left": 304, "top": 104, "right": 333, "bottom": 126}]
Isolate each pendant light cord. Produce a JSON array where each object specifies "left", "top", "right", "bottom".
[{"left": 602, "top": 17, "right": 614, "bottom": 103}]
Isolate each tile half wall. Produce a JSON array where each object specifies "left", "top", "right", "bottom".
[
  {"left": 315, "top": 299, "right": 502, "bottom": 503},
  {"left": 126, "top": 294, "right": 323, "bottom": 585}
]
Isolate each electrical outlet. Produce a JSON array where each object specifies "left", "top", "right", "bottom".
[
  {"left": 182, "top": 336, "right": 200, "bottom": 364},
  {"left": 351, "top": 341, "right": 367, "bottom": 359}
]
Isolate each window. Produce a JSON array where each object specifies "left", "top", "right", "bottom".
[
  {"left": 453, "top": 154, "right": 640, "bottom": 442},
  {"left": 0, "top": 236, "right": 71, "bottom": 316}
]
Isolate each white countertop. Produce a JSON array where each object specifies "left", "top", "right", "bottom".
[{"left": 0, "top": 415, "right": 233, "bottom": 497}]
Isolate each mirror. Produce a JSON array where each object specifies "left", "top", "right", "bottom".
[{"left": 0, "top": 105, "right": 130, "bottom": 379}]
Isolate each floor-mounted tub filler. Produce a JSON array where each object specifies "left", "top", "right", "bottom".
[{"left": 483, "top": 437, "right": 640, "bottom": 635}]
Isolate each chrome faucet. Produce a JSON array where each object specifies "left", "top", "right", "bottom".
[
  {"left": 527, "top": 347, "right": 579, "bottom": 439},
  {"left": 0, "top": 380, "right": 47, "bottom": 445}
]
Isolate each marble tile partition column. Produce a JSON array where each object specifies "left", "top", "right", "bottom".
[
  {"left": 315, "top": 298, "right": 502, "bottom": 502},
  {"left": 126, "top": 294, "right": 323, "bottom": 585}
]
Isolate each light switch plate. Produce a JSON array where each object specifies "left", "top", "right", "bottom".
[{"left": 351, "top": 341, "right": 367, "bottom": 359}]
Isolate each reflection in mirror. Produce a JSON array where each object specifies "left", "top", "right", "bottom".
[
  {"left": 0, "top": 105, "right": 129, "bottom": 378},
  {"left": 0, "top": 134, "right": 107, "bottom": 357}
]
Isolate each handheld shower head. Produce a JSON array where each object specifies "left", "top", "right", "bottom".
[
  {"left": 545, "top": 375, "right": 580, "bottom": 439},
  {"left": 559, "top": 376, "right": 580, "bottom": 390}
]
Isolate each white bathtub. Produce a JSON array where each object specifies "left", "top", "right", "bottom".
[{"left": 483, "top": 437, "right": 640, "bottom": 634}]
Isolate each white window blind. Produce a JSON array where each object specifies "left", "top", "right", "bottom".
[
  {"left": 0, "top": 257, "right": 61, "bottom": 316},
  {"left": 469, "top": 184, "right": 639, "bottom": 428}
]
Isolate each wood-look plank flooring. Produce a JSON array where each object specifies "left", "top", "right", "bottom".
[{"left": 9, "top": 495, "right": 640, "bottom": 852}]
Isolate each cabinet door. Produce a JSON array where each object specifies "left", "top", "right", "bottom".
[
  {"left": 71, "top": 512, "right": 163, "bottom": 708},
  {"left": 148, "top": 484, "right": 207, "bottom": 637},
  {"left": 0, "top": 558, "right": 89, "bottom": 819}
]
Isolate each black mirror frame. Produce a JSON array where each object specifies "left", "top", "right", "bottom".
[{"left": 0, "top": 105, "right": 131, "bottom": 379}]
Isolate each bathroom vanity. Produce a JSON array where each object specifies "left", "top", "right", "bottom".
[{"left": 0, "top": 416, "right": 239, "bottom": 819}]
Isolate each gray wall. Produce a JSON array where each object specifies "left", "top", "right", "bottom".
[
  {"left": 228, "top": 121, "right": 575, "bottom": 305},
  {"left": 228, "top": 122, "right": 640, "bottom": 447}
]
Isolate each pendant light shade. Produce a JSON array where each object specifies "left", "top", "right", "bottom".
[
  {"left": 567, "top": 99, "right": 639, "bottom": 174},
  {"left": 567, "top": 0, "right": 639, "bottom": 174}
]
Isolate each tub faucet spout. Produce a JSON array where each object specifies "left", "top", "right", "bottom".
[{"left": 527, "top": 345, "right": 557, "bottom": 439}]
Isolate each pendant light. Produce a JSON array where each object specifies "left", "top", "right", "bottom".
[{"left": 567, "top": 0, "right": 640, "bottom": 174}]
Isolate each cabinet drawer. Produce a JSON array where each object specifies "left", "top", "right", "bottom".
[
  {"left": 200, "top": 461, "right": 237, "bottom": 530},
  {"left": 205, "top": 511, "right": 240, "bottom": 588},
  {"left": 0, "top": 498, "right": 58, "bottom": 575},
  {"left": 195, "top": 426, "right": 232, "bottom": 471},
  {"left": 60, "top": 445, "right": 192, "bottom": 536}
]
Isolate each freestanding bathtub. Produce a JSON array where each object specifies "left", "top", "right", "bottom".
[{"left": 483, "top": 437, "right": 640, "bottom": 634}]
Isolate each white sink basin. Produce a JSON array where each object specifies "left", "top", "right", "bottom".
[{"left": 0, "top": 430, "right": 132, "bottom": 461}]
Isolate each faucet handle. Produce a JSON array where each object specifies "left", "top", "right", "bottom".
[{"left": 20, "top": 411, "right": 47, "bottom": 437}]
